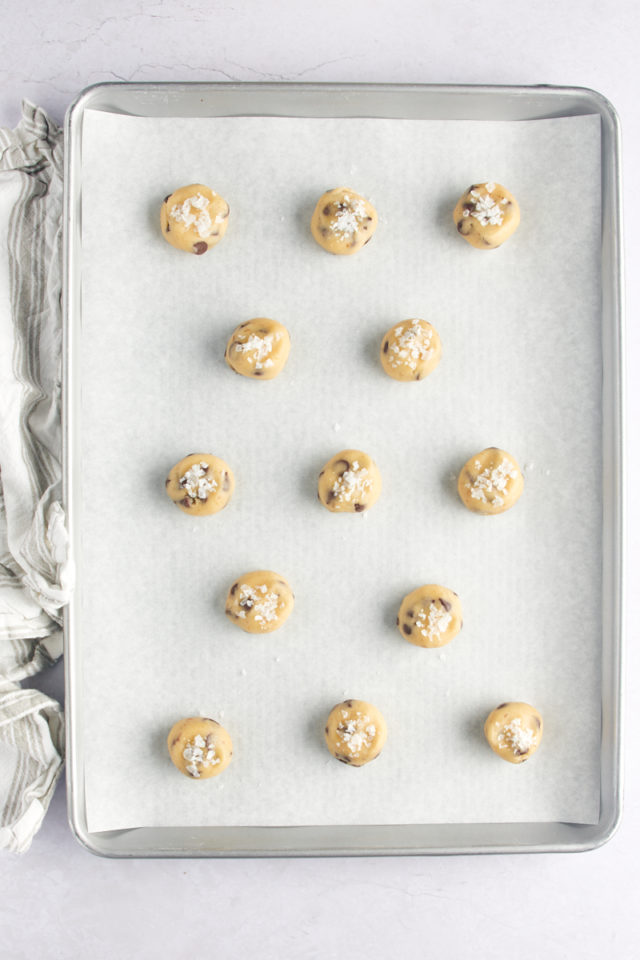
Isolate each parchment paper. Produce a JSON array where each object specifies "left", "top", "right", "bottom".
[{"left": 79, "top": 110, "right": 602, "bottom": 831}]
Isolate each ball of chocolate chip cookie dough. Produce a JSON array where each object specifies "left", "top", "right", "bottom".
[
  {"left": 166, "top": 453, "right": 234, "bottom": 516},
  {"left": 167, "top": 717, "right": 233, "bottom": 779},
  {"left": 484, "top": 702, "right": 543, "bottom": 764},
  {"left": 225, "top": 318, "right": 291, "bottom": 380},
  {"left": 225, "top": 570, "right": 294, "bottom": 634},
  {"left": 318, "top": 449, "right": 382, "bottom": 513},
  {"left": 397, "top": 585, "right": 462, "bottom": 648},
  {"left": 380, "top": 318, "right": 442, "bottom": 382},
  {"left": 325, "top": 699, "right": 387, "bottom": 767},
  {"left": 453, "top": 182, "right": 520, "bottom": 249},
  {"left": 160, "top": 184, "right": 230, "bottom": 255},
  {"left": 457, "top": 447, "right": 524, "bottom": 515},
  {"left": 310, "top": 187, "right": 378, "bottom": 255}
]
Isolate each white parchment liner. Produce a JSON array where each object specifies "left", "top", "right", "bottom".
[{"left": 79, "top": 111, "right": 602, "bottom": 830}]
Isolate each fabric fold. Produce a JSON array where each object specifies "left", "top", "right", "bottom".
[{"left": 0, "top": 101, "right": 69, "bottom": 853}]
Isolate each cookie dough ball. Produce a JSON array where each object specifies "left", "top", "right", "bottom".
[
  {"left": 484, "top": 702, "right": 543, "bottom": 764},
  {"left": 380, "top": 318, "right": 442, "bottom": 382},
  {"left": 457, "top": 447, "right": 523, "bottom": 515},
  {"left": 225, "top": 570, "right": 294, "bottom": 634},
  {"left": 318, "top": 449, "right": 381, "bottom": 513},
  {"left": 397, "top": 585, "right": 462, "bottom": 648},
  {"left": 160, "top": 184, "right": 230, "bottom": 254},
  {"left": 453, "top": 182, "right": 520, "bottom": 250},
  {"left": 166, "top": 453, "right": 234, "bottom": 516},
  {"left": 225, "top": 318, "right": 291, "bottom": 379},
  {"left": 324, "top": 699, "right": 387, "bottom": 766},
  {"left": 311, "top": 187, "right": 377, "bottom": 255},
  {"left": 167, "top": 717, "right": 233, "bottom": 779}
]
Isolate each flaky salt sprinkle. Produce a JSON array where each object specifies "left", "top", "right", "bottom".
[
  {"left": 497, "top": 718, "right": 536, "bottom": 755},
  {"left": 179, "top": 462, "right": 217, "bottom": 500},
  {"left": 337, "top": 710, "right": 376, "bottom": 756},
  {"left": 183, "top": 732, "right": 220, "bottom": 778},
  {"left": 329, "top": 193, "right": 367, "bottom": 238},
  {"left": 416, "top": 601, "right": 452, "bottom": 641},
  {"left": 238, "top": 583, "right": 281, "bottom": 626},
  {"left": 466, "top": 458, "right": 517, "bottom": 506},
  {"left": 332, "top": 460, "right": 371, "bottom": 503},
  {"left": 169, "top": 192, "right": 213, "bottom": 238},
  {"left": 233, "top": 332, "right": 275, "bottom": 370},
  {"left": 388, "top": 321, "right": 433, "bottom": 370},
  {"left": 462, "top": 184, "right": 508, "bottom": 227}
]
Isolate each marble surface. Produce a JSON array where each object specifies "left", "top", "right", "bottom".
[{"left": 2, "top": 1, "right": 639, "bottom": 957}]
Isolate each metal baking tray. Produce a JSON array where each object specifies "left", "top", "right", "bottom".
[{"left": 63, "top": 82, "right": 624, "bottom": 857}]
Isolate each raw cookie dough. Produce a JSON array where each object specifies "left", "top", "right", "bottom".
[
  {"left": 453, "top": 182, "right": 520, "bottom": 250},
  {"left": 310, "top": 187, "right": 378, "bottom": 255},
  {"left": 457, "top": 447, "right": 524, "bottom": 515},
  {"left": 160, "top": 184, "right": 230, "bottom": 254},
  {"left": 380, "top": 318, "right": 442, "bottom": 382},
  {"left": 318, "top": 449, "right": 382, "bottom": 513},
  {"left": 225, "top": 570, "right": 294, "bottom": 634},
  {"left": 484, "top": 702, "right": 543, "bottom": 764},
  {"left": 167, "top": 717, "right": 233, "bottom": 779},
  {"left": 397, "top": 585, "right": 462, "bottom": 648},
  {"left": 324, "top": 699, "right": 387, "bottom": 766},
  {"left": 225, "top": 318, "right": 291, "bottom": 379},
  {"left": 166, "top": 453, "right": 234, "bottom": 516}
]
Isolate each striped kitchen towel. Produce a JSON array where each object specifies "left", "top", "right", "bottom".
[{"left": 0, "top": 102, "right": 70, "bottom": 852}]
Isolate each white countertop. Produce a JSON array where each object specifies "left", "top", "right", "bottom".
[{"left": 2, "top": 1, "right": 639, "bottom": 957}]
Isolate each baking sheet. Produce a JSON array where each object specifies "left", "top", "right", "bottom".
[{"left": 79, "top": 110, "right": 602, "bottom": 831}]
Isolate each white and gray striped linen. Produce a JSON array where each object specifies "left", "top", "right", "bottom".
[{"left": 0, "top": 102, "right": 70, "bottom": 852}]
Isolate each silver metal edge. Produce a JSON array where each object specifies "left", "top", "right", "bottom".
[{"left": 62, "top": 81, "right": 624, "bottom": 857}]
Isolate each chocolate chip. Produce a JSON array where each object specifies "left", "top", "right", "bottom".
[
  {"left": 230, "top": 582, "right": 238, "bottom": 596},
  {"left": 201, "top": 464, "right": 209, "bottom": 474},
  {"left": 325, "top": 726, "right": 329, "bottom": 734},
  {"left": 354, "top": 503, "right": 365, "bottom": 512},
  {"left": 320, "top": 227, "right": 329, "bottom": 237},
  {"left": 325, "top": 491, "right": 336, "bottom": 504},
  {"left": 383, "top": 340, "right": 389, "bottom": 354},
  {"left": 457, "top": 219, "right": 472, "bottom": 235},
  {"left": 338, "top": 756, "right": 352, "bottom": 764},
  {"left": 497, "top": 703, "right": 508, "bottom": 710},
  {"left": 334, "top": 459, "right": 349, "bottom": 474},
  {"left": 535, "top": 716, "right": 541, "bottom": 728},
  {"left": 439, "top": 598, "right": 452, "bottom": 612},
  {"left": 254, "top": 370, "right": 264, "bottom": 376},
  {"left": 319, "top": 470, "right": 325, "bottom": 477},
  {"left": 345, "top": 700, "right": 353, "bottom": 707},
  {"left": 482, "top": 238, "right": 492, "bottom": 246},
  {"left": 222, "top": 472, "right": 231, "bottom": 491},
  {"left": 366, "top": 216, "right": 372, "bottom": 222},
  {"left": 222, "top": 207, "right": 230, "bottom": 219},
  {"left": 180, "top": 497, "right": 192, "bottom": 508},
  {"left": 364, "top": 236, "right": 372, "bottom": 244},
  {"left": 403, "top": 623, "right": 412, "bottom": 635},
  {"left": 396, "top": 616, "right": 399, "bottom": 625},
  {"left": 407, "top": 610, "right": 414, "bottom": 618},
  {"left": 469, "top": 184, "right": 478, "bottom": 192},
  {"left": 193, "top": 241, "right": 208, "bottom": 255},
  {"left": 165, "top": 223, "right": 170, "bottom": 232},
  {"left": 163, "top": 195, "right": 171, "bottom": 203},
  {"left": 165, "top": 477, "right": 170, "bottom": 486},
  {"left": 210, "top": 231, "right": 220, "bottom": 237},
  {"left": 463, "top": 202, "right": 474, "bottom": 211},
  {"left": 322, "top": 205, "right": 331, "bottom": 216},
  {"left": 514, "top": 747, "right": 529, "bottom": 757}
]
